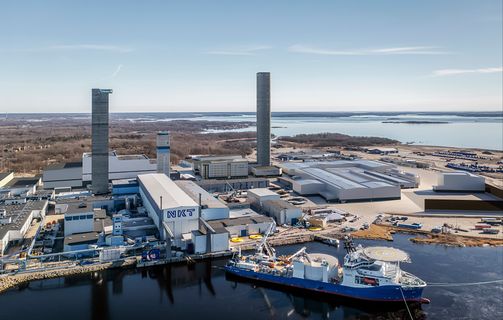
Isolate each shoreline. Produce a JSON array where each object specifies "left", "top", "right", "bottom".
[{"left": 1, "top": 225, "right": 502, "bottom": 294}]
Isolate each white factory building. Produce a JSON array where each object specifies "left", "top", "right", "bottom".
[
  {"left": 174, "top": 180, "right": 230, "bottom": 220},
  {"left": 82, "top": 151, "right": 157, "bottom": 183},
  {"left": 60, "top": 202, "right": 110, "bottom": 237},
  {"left": 279, "top": 160, "right": 419, "bottom": 203},
  {"left": 43, "top": 151, "right": 157, "bottom": 190},
  {"left": 0, "top": 200, "right": 48, "bottom": 256},
  {"left": 138, "top": 173, "right": 199, "bottom": 246},
  {"left": 43, "top": 162, "right": 83, "bottom": 189},
  {"left": 262, "top": 200, "right": 302, "bottom": 225},
  {"left": 247, "top": 188, "right": 302, "bottom": 225},
  {"left": 434, "top": 171, "right": 486, "bottom": 192},
  {"left": 247, "top": 188, "right": 281, "bottom": 207},
  {"left": 191, "top": 155, "right": 248, "bottom": 179}
]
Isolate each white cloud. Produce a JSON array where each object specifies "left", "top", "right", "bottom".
[
  {"left": 288, "top": 44, "right": 450, "bottom": 56},
  {"left": 432, "top": 67, "right": 503, "bottom": 76},
  {"left": 288, "top": 44, "right": 362, "bottom": 55},
  {"left": 110, "top": 64, "right": 123, "bottom": 78},
  {"left": 205, "top": 45, "right": 271, "bottom": 56}
]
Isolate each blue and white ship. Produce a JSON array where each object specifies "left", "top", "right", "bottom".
[{"left": 225, "top": 225, "right": 429, "bottom": 304}]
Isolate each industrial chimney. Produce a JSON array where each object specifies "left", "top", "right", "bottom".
[
  {"left": 256, "top": 72, "right": 271, "bottom": 167},
  {"left": 91, "top": 88, "right": 112, "bottom": 194}
]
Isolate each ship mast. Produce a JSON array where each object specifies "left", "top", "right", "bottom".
[
  {"left": 256, "top": 221, "right": 276, "bottom": 259},
  {"left": 343, "top": 235, "right": 356, "bottom": 254}
]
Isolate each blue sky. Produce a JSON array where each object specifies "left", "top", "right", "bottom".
[{"left": 0, "top": 0, "right": 502, "bottom": 112}]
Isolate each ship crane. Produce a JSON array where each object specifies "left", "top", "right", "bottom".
[
  {"left": 256, "top": 221, "right": 276, "bottom": 260},
  {"left": 286, "top": 247, "right": 311, "bottom": 263}
]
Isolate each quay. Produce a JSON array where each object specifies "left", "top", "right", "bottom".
[
  {"left": 2, "top": 220, "right": 502, "bottom": 294},
  {"left": 0, "top": 250, "right": 233, "bottom": 294}
]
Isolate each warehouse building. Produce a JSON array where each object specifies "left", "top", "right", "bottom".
[
  {"left": 279, "top": 160, "right": 417, "bottom": 203},
  {"left": 1, "top": 176, "right": 42, "bottom": 198},
  {"left": 174, "top": 180, "right": 230, "bottom": 220},
  {"left": 62, "top": 202, "right": 96, "bottom": 236},
  {"left": 61, "top": 202, "right": 110, "bottom": 237},
  {"left": 42, "top": 162, "right": 83, "bottom": 189},
  {"left": 207, "top": 215, "right": 273, "bottom": 237},
  {"left": 190, "top": 219, "right": 230, "bottom": 254},
  {"left": 196, "top": 177, "right": 269, "bottom": 193},
  {"left": 63, "top": 232, "right": 100, "bottom": 252},
  {"left": 262, "top": 199, "right": 302, "bottom": 225},
  {"left": 434, "top": 171, "right": 486, "bottom": 192},
  {"left": 83, "top": 151, "right": 157, "bottom": 184},
  {"left": 138, "top": 173, "right": 199, "bottom": 246},
  {"left": 111, "top": 179, "right": 139, "bottom": 196},
  {"left": 0, "top": 172, "right": 14, "bottom": 188},
  {"left": 42, "top": 151, "right": 157, "bottom": 190},
  {"left": 247, "top": 188, "right": 281, "bottom": 208},
  {"left": 191, "top": 155, "right": 248, "bottom": 179},
  {"left": 0, "top": 200, "right": 48, "bottom": 256},
  {"left": 251, "top": 166, "right": 282, "bottom": 177}
]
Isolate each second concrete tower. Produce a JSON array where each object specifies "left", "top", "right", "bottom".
[
  {"left": 91, "top": 88, "right": 113, "bottom": 194},
  {"left": 256, "top": 72, "right": 271, "bottom": 166}
]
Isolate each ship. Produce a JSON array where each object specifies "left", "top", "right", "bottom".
[{"left": 225, "top": 223, "right": 429, "bottom": 303}]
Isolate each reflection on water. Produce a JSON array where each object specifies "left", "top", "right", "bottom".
[{"left": 1, "top": 235, "right": 502, "bottom": 320}]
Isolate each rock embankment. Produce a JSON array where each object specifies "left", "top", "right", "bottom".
[{"left": 0, "top": 258, "right": 135, "bottom": 294}]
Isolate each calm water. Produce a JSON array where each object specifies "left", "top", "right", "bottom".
[
  {"left": 7, "top": 112, "right": 503, "bottom": 150},
  {"left": 1, "top": 235, "right": 502, "bottom": 320},
  {"left": 200, "top": 114, "right": 503, "bottom": 150}
]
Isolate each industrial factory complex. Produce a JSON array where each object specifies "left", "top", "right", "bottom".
[
  {"left": 279, "top": 160, "right": 419, "bottom": 202},
  {"left": 1, "top": 72, "right": 502, "bottom": 286}
]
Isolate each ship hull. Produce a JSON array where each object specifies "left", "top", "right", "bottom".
[{"left": 225, "top": 265, "right": 427, "bottom": 303}]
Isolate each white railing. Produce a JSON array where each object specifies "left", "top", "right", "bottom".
[{"left": 400, "top": 271, "right": 427, "bottom": 287}]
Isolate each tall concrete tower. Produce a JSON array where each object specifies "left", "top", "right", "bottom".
[
  {"left": 91, "top": 88, "right": 112, "bottom": 194},
  {"left": 156, "top": 131, "right": 170, "bottom": 176},
  {"left": 256, "top": 72, "right": 271, "bottom": 167}
]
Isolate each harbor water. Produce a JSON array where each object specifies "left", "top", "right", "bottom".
[
  {"left": 199, "top": 113, "right": 503, "bottom": 151},
  {"left": 1, "top": 234, "right": 502, "bottom": 319}
]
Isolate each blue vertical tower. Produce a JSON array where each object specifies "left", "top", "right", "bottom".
[{"left": 156, "top": 131, "right": 170, "bottom": 176}]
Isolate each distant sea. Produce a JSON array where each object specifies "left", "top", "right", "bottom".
[{"left": 5, "top": 111, "right": 503, "bottom": 150}]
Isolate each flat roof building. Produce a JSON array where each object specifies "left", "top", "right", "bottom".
[
  {"left": 42, "top": 151, "right": 156, "bottom": 190},
  {"left": 262, "top": 199, "right": 302, "bottom": 225},
  {"left": 207, "top": 215, "right": 273, "bottom": 237},
  {"left": 42, "top": 162, "right": 83, "bottom": 189},
  {"left": 82, "top": 151, "right": 157, "bottom": 184},
  {"left": 278, "top": 160, "right": 416, "bottom": 203},
  {"left": 190, "top": 155, "right": 248, "bottom": 179},
  {"left": 175, "top": 180, "right": 230, "bottom": 220},
  {"left": 138, "top": 173, "right": 199, "bottom": 243},
  {"left": 0, "top": 200, "right": 48, "bottom": 256},
  {"left": 434, "top": 171, "right": 486, "bottom": 192},
  {"left": 0, "top": 172, "right": 14, "bottom": 188}
]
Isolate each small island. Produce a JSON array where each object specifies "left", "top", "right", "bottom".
[{"left": 382, "top": 120, "right": 449, "bottom": 124}]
